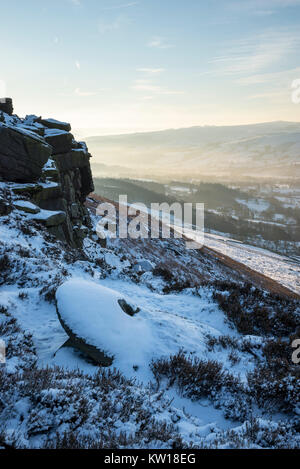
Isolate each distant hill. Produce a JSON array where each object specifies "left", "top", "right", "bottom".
[{"left": 87, "top": 121, "right": 300, "bottom": 180}]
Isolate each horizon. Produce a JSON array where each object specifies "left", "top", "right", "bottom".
[
  {"left": 84, "top": 118, "right": 300, "bottom": 139},
  {"left": 1, "top": 0, "right": 300, "bottom": 136}
]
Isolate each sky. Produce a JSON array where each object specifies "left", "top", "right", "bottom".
[{"left": 1, "top": 0, "right": 300, "bottom": 136}]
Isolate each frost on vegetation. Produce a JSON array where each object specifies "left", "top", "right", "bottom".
[{"left": 0, "top": 185, "right": 299, "bottom": 449}]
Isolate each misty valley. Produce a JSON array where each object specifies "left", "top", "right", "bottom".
[{"left": 93, "top": 176, "right": 300, "bottom": 259}]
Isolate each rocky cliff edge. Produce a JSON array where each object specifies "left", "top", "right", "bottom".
[{"left": 0, "top": 98, "right": 94, "bottom": 247}]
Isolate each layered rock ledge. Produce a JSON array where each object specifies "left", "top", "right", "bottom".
[{"left": 0, "top": 99, "right": 94, "bottom": 247}]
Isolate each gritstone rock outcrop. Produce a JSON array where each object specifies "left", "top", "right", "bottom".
[{"left": 0, "top": 99, "right": 94, "bottom": 247}]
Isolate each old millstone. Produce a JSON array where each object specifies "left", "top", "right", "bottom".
[{"left": 55, "top": 279, "right": 150, "bottom": 367}]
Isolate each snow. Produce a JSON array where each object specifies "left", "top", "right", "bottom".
[
  {"left": 53, "top": 277, "right": 236, "bottom": 383},
  {"left": 179, "top": 224, "right": 300, "bottom": 295},
  {"left": 56, "top": 280, "right": 154, "bottom": 374},
  {"left": 165, "top": 388, "right": 233, "bottom": 432},
  {"left": 23, "top": 114, "right": 38, "bottom": 125},
  {"left": 0, "top": 202, "right": 251, "bottom": 443},
  {"left": 40, "top": 181, "right": 59, "bottom": 189},
  {"left": 14, "top": 200, "right": 39, "bottom": 211},
  {"left": 169, "top": 186, "right": 191, "bottom": 193},
  {"left": 0, "top": 201, "right": 237, "bottom": 384},
  {"left": 28, "top": 208, "right": 65, "bottom": 222},
  {"left": 0, "top": 181, "right": 299, "bottom": 448},
  {"left": 236, "top": 198, "right": 270, "bottom": 213},
  {"left": 202, "top": 232, "right": 300, "bottom": 295},
  {"left": 44, "top": 128, "right": 69, "bottom": 137},
  {"left": 42, "top": 158, "right": 56, "bottom": 170},
  {"left": 0, "top": 122, "right": 46, "bottom": 143},
  {"left": 42, "top": 118, "right": 69, "bottom": 126}
]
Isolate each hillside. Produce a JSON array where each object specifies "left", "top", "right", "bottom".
[
  {"left": 0, "top": 101, "right": 299, "bottom": 449},
  {"left": 93, "top": 177, "right": 300, "bottom": 258},
  {"left": 87, "top": 121, "right": 300, "bottom": 180}
]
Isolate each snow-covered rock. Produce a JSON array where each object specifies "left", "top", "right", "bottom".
[
  {"left": 132, "top": 260, "right": 155, "bottom": 273},
  {"left": 56, "top": 279, "right": 153, "bottom": 368},
  {"left": 0, "top": 98, "right": 94, "bottom": 247},
  {"left": 39, "top": 118, "right": 71, "bottom": 132},
  {"left": 0, "top": 122, "right": 51, "bottom": 182},
  {"left": 14, "top": 200, "right": 40, "bottom": 214}
]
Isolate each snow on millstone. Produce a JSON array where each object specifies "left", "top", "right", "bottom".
[{"left": 56, "top": 279, "right": 153, "bottom": 372}]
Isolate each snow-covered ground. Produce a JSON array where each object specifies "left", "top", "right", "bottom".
[
  {"left": 172, "top": 217, "right": 300, "bottom": 295},
  {"left": 54, "top": 278, "right": 243, "bottom": 383},
  {"left": 236, "top": 198, "right": 270, "bottom": 213},
  {"left": 0, "top": 214, "right": 252, "bottom": 443},
  {"left": 203, "top": 233, "right": 300, "bottom": 295},
  {"left": 1, "top": 187, "right": 299, "bottom": 448}
]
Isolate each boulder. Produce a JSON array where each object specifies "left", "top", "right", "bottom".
[
  {"left": 0, "top": 98, "right": 13, "bottom": 116},
  {"left": 55, "top": 279, "right": 151, "bottom": 367},
  {"left": 44, "top": 129, "right": 73, "bottom": 155},
  {"left": 33, "top": 209, "right": 66, "bottom": 227},
  {"left": 54, "top": 149, "right": 90, "bottom": 172},
  {"left": 31, "top": 182, "right": 62, "bottom": 205},
  {"left": 43, "top": 166, "right": 59, "bottom": 182},
  {"left": 73, "top": 225, "right": 89, "bottom": 239},
  {"left": 16, "top": 123, "right": 45, "bottom": 137},
  {"left": 0, "top": 123, "right": 52, "bottom": 182},
  {"left": 133, "top": 260, "right": 155, "bottom": 273},
  {"left": 39, "top": 118, "right": 71, "bottom": 132},
  {"left": 0, "top": 198, "right": 12, "bottom": 216},
  {"left": 42, "top": 159, "right": 59, "bottom": 181},
  {"left": 14, "top": 200, "right": 40, "bottom": 214},
  {"left": 12, "top": 183, "right": 43, "bottom": 196},
  {"left": 117, "top": 299, "right": 140, "bottom": 317}
]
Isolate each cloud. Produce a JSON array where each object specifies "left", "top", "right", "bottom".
[
  {"left": 235, "top": 65, "right": 300, "bottom": 106},
  {"left": 137, "top": 68, "right": 166, "bottom": 74},
  {"left": 210, "top": 29, "right": 300, "bottom": 76},
  {"left": 75, "top": 61, "right": 81, "bottom": 70},
  {"left": 98, "top": 16, "right": 129, "bottom": 34},
  {"left": 147, "top": 37, "right": 173, "bottom": 49},
  {"left": 68, "top": 0, "right": 81, "bottom": 5},
  {"left": 229, "top": 0, "right": 300, "bottom": 15},
  {"left": 132, "top": 80, "right": 161, "bottom": 92},
  {"left": 235, "top": 66, "right": 300, "bottom": 85}
]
